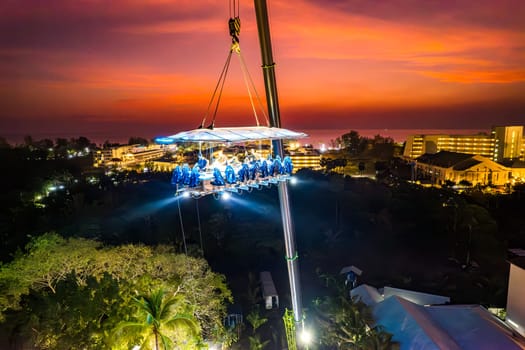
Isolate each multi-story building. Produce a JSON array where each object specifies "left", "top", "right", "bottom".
[
  {"left": 285, "top": 143, "right": 321, "bottom": 173},
  {"left": 94, "top": 144, "right": 164, "bottom": 168},
  {"left": 404, "top": 134, "right": 494, "bottom": 159},
  {"left": 492, "top": 126, "right": 524, "bottom": 161},
  {"left": 403, "top": 125, "right": 524, "bottom": 161},
  {"left": 287, "top": 149, "right": 321, "bottom": 173}
]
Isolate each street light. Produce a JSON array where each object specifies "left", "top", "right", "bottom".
[{"left": 299, "top": 328, "right": 313, "bottom": 349}]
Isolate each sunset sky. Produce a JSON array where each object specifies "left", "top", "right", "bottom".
[{"left": 1, "top": 0, "right": 524, "bottom": 143}]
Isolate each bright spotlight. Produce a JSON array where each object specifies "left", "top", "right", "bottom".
[
  {"left": 221, "top": 192, "right": 231, "bottom": 201},
  {"left": 299, "top": 329, "right": 313, "bottom": 345},
  {"left": 182, "top": 191, "right": 190, "bottom": 198},
  {"left": 290, "top": 177, "right": 297, "bottom": 185}
]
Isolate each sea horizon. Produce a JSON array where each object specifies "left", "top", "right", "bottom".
[{"left": 2, "top": 127, "right": 490, "bottom": 147}]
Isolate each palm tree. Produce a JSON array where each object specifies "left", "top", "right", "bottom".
[
  {"left": 114, "top": 289, "right": 199, "bottom": 350},
  {"left": 313, "top": 279, "right": 396, "bottom": 350},
  {"left": 246, "top": 309, "right": 270, "bottom": 350}
]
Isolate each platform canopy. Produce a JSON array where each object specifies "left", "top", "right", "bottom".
[{"left": 159, "top": 126, "right": 307, "bottom": 144}]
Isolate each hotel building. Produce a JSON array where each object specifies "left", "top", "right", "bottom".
[
  {"left": 285, "top": 142, "right": 322, "bottom": 172},
  {"left": 404, "top": 126, "right": 524, "bottom": 161},
  {"left": 94, "top": 144, "right": 165, "bottom": 168},
  {"left": 492, "top": 126, "right": 524, "bottom": 162}
]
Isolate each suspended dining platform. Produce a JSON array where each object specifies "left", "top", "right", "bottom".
[{"left": 157, "top": 126, "right": 307, "bottom": 199}]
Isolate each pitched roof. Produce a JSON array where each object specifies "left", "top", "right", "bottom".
[
  {"left": 500, "top": 160, "right": 525, "bottom": 168},
  {"left": 352, "top": 284, "right": 450, "bottom": 307},
  {"left": 416, "top": 151, "right": 474, "bottom": 168},
  {"left": 452, "top": 157, "right": 482, "bottom": 171},
  {"left": 382, "top": 286, "right": 450, "bottom": 306}
]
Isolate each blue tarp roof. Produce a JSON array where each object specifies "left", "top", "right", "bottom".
[{"left": 372, "top": 296, "right": 523, "bottom": 350}]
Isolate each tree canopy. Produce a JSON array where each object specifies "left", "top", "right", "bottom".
[
  {"left": 0, "top": 233, "right": 232, "bottom": 349},
  {"left": 312, "top": 277, "right": 398, "bottom": 350}
]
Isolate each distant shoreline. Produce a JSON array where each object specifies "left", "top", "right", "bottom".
[
  {"left": 301, "top": 128, "right": 487, "bottom": 147},
  {"left": 2, "top": 128, "right": 487, "bottom": 147}
]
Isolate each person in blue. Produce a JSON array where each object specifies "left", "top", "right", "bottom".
[
  {"left": 225, "top": 164, "right": 236, "bottom": 184},
  {"left": 270, "top": 155, "right": 283, "bottom": 175},
  {"left": 283, "top": 156, "right": 293, "bottom": 174},
  {"left": 259, "top": 159, "right": 268, "bottom": 178},
  {"left": 211, "top": 168, "right": 225, "bottom": 186},
  {"left": 197, "top": 155, "right": 208, "bottom": 170},
  {"left": 238, "top": 162, "right": 250, "bottom": 182},
  {"left": 189, "top": 165, "right": 201, "bottom": 187},
  {"left": 249, "top": 160, "right": 259, "bottom": 180},
  {"left": 171, "top": 165, "right": 182, "bottom": 185},
  {"left": 181, "top": 164, "right": 191, "bottom": 185}
]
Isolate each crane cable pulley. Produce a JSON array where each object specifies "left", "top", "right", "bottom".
[{"left": 200, "top": 0, "right": 269, "bottom": 130}]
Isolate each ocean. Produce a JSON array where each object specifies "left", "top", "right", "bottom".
[
  {"left": 301, "top": 128, "right": 487, "bottom": 147},
  {"left": 2, "top": 128, "right": 488, "bottom": 147}
]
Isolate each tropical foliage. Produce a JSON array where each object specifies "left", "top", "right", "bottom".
[
  {"left": 113, "top": 289, "right": 199, "bottom": 350},
  {"left": 0, "top": 233, "right": 232, "bottom": 349},
  {"left": 246, "top": 309, "right": 270, "bottom": 350},
  {"left": 313, "top": 278, "right": 397, "bottom": 350}
]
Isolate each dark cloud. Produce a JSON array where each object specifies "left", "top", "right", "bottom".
[
  {"left": 306, "top": 0, "right": 525, "bottom": 30},
  {"left": 0, "top": 1, "right": 221, "bottom": 51}
]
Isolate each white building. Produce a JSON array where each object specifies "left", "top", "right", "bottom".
[
  {"left": 507, "top": 249, "right": 525, "bottom": 338},
  {"left": 352, "top": 284, "right": 525, "bottom": 349},
  {"left": 260, "top": 271, "right": 279, "bottom": 310}
]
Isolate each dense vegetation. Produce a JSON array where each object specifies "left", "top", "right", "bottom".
[{"left": 0, "top": 233, "right": 231, "bottom": 349}]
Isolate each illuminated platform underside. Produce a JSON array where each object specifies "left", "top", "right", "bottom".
[
  {"left": 172, "top": 153, "right": 294, "bottom": 199},
  {"left": 178, "top": 174, "right": 291, "bottom": 199},
  {"left": 164, "top": 126, "right": 307, "bottom": 143}
]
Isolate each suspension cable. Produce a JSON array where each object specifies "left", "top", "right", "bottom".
[
  {"left": 237, "top": 51, "right": 270, "bottom": 126},
  {"left": 177, "top": 198, "right": 188, "bottom": 255},
  {"left": 230, "top": 0, "right": 240, "bottom": 18},
  {"left": 202, "top": 0, "right": 269, "bottom": 129},
  {"left": 196, "top": 200, "right": 203, "bottom": 254},
  {"left": 209, "top": 51, "right": 233, "bottom": 129},
  {"left": 237, "top": 51, "right": 260, "bottom": 126},
  {"left": 200, "top": 49, "right": 234, "bottom": 129}
]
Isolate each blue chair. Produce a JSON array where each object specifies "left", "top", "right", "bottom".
[
  {"left": 197, "top": 156, "right": 208, "bottom": 170},
  {"left": 259, "top": 160, "right": 268, "bottom": 178},
  {"left": 211, "top": 168, "right": 225, "bottom": 186},
  {"left": 171, "top": 166, "right": 182, "bottom": 185},
  {"left": 283, "top": 156, "right": 293, "bottom": 174},
  {"left": 189, "top": 165, "right": 201, "bottom": 187},
  {"left": 225, "top": 165, "right": 236, "bottom": 184},
  {"left": 181, "top": 164, "right": 191, "bottom": 185}
]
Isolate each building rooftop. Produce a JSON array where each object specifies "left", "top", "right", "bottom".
[
  {"left": 452, "top": 157, "right": 482, "bottom": 171},
  {"left": 417, "top": 151, "right": 474, "bottom": 168},
  {"left": 372, "top": 296, "right": 523, "bottom": 350},
  {"left": 352, "top": 284, "right": 525, "bottom": 350},
  {"left": 500, "top": 160, "right": 525, "bottom": 169},
  {"left": 508, "top": 249, "right": 525, "bottom": 270}
]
